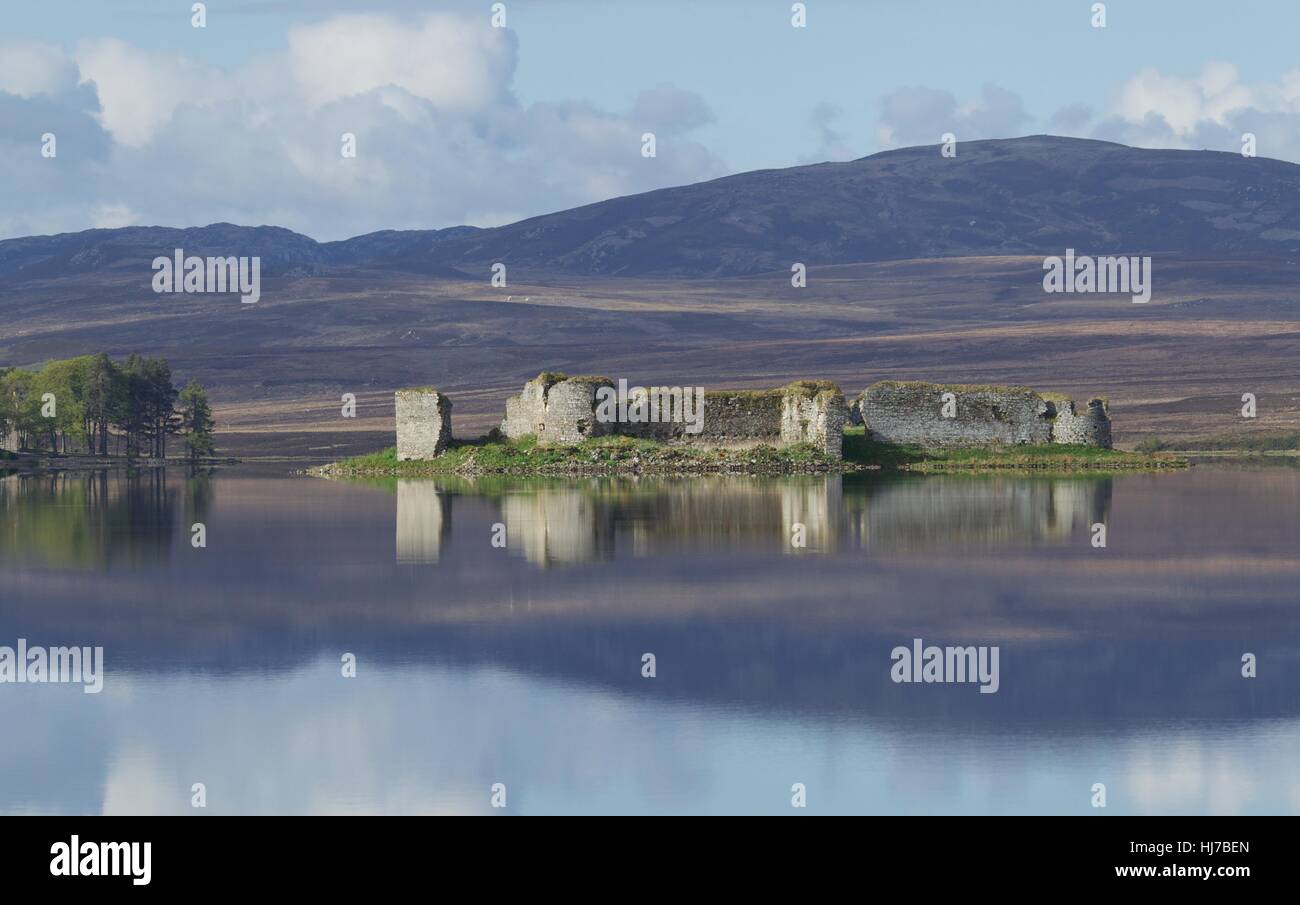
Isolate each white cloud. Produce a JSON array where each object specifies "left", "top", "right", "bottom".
[
  {"left": 0, "top": 13, "right": 725, "bottom": 241},
  {"left": 286, "top": 13, "right": 515, "bottom": 111},
  {"left": 1087, "top": 62, "right": 1300, "bottom": 160},
  {"left": 0, "top": 41, "right": 79, "bottom": 98},
  {"left": 1114, "top": 63, "right": 1256, "bottom": 135},
  {"left": 75, "top": 38, "right": 216, "bottom": 147}
]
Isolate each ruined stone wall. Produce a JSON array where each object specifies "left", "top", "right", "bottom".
[
  {"left": 617, "top": 391, "right": 784, "bottom": 446},
  {"left": 501, "top": 375, "right": 843, "bottom": 457},
  {"left": 500, "top": 379, "right": 548, "bottom": 439},
  {"left": 542, "top": 378, "right": 616, "bottom": 444},
  {"left": 395, "top": 387, "right": 452, "bottom": 461},
  {"left": 619, "top": 385, "right": 844, "bottom": 459},
  {"left": 500, "top": 373, "right": 615, "bottom": 445},
  {"left": 397, "top": 373, "right": 1110, "bottom": 460},
  {"left": 1049, "top": 397, "right": 1113, "bottom": 448},
  {"left": 780, "top": 384, "right": 846, "bottom": 459},
  {"left": 860, "top": 381, "right": 1053, "bottom": 447},
  {"left": 695, "top": 392, "right": 785, "bottom": 446}
]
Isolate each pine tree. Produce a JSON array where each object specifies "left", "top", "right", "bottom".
[{"left": 177, "top": 380, "right": 215, "bottom": 461}]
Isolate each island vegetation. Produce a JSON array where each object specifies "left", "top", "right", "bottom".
[
  {"left": 315, "top": 425, "right": 1185, "bottom": 477},
  {"left": 0, "top": 354, "right": 215, "bottom": 461}
]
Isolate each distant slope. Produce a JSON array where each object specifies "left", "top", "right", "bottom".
[
  {"left": 416, "top": 136, "right": 1300, "bottom": 276},
  {"left": 3, "top": 136, "right": 1300, "bottom": 279},
  {"left": 0, "top": 223, "right": 479, "bottom": 280}
]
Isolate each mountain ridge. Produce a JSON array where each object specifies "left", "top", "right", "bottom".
[{"left": 5, "top": 136, "right": 1300, "bottom": 279}]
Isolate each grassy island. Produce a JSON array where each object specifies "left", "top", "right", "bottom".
[
  {"left": 313, "top": 426, "right": 1185, "bottom": 477},
  {"left": 316, "top": 432, "right": 848, "bottom": 477}
]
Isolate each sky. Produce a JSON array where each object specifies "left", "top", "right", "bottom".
[{"left": 4, "top": 0, "right": 1300, "bottom": 240}]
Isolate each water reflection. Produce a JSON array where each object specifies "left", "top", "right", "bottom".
[
  {"left": 2, "top": 465, "right": 1298, "bottom": 814},
  {"left": 0, "top": 469, "right": 212, "bottom": 568},
  {"left": 0, "top": 470, "right": 1117, "bottom": 570},
  {"left": 846, "top": 475, "right": 1109, "bottom": 552},
  {"left": 390, "top": 473, "right": 1112, "bottom": 565},
  {"left": 395, "top": 480, "right": 449, "bottom": 563}
]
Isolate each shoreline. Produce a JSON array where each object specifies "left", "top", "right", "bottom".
[
  {"left": 307, "top": 429, "right": 1188, "bottom": 478},
  {"left": 4, "top": 445, "right": 1220, "bottom": 479},
  {"left": 0, "top": 453, "right": 240, "bottom": 475}
]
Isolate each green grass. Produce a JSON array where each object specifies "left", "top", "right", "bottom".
[
  {"left": 319, "top": 427, "right": 1182, "bottom": 476},
  {"left": 319, "top": 433, "right": 839, "bottom": 476}
]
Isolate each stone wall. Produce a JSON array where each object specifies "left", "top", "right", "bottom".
[
  {"left": 780, "top": 383, "right": 846, "bottom": 458},
  {"left": 394, "top": 387, "right": 452, "bottom": 461},
  {"left": 395, "top": 373, "right": 1111, "bottom": 460},
  {"left": 501, "top": 373, "right": 615, "bottom": 445},
  {"left": 501, "top": 374, "right": 845, "bottom": 460},
  {"left": 860, "top": 381, "right": 1052, "bottom": 447},
  {"left": 858, "top": 381, "right": 1111, "bottom": 448},
  {"left": 621, "top": 391, "right": 787, "bottom": 447},
  {"left": 1048, "top": 397, "right": 1113, "bottom": 447}
]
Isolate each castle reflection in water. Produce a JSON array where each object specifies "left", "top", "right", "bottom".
[{"left": 393, "top": 474, "right": 1112, "bottom": 566}]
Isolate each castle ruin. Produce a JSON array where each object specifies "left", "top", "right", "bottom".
[
  {"left": 392, "top": 374, "right": 1112, "bottom": 461},
  {"left": 499, "top": 374, "right": 846, "bottom": 458}
]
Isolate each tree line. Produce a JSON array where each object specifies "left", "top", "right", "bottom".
[{"left": 0, "top": 354, "right": 215, "bottom": 460}]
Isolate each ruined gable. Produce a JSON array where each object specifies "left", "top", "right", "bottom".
[{"left": 394, "top": 387, "right": 452, "bottom": 461}]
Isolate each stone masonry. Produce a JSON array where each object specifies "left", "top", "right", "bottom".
[
  {"left": 394, "top": 387, "right": 452, "bottom": 461},
  {"left": 780, "top": 382, "right": 846, "bottom": 457},
  {"left": 393, "top": 374, "right": 1114, "bottom": 461},
  {"left": 857, "top": 381, "right": 1112, "bottom": 448},
  {"left": 501, "top": 373, "right": 616, "bottom": 445},
  {"left": 619, "top": 390, "right": 784, "bottom": 446},
  {"left": 1048, "top": 396, "right": 1112, "bottom": 447},
  {"left": 501, "top": 374, "right": 846, "bottom": 460}
]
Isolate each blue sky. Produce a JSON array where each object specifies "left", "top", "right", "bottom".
[{"left": 4, "top": 0, "right": 1300, "bottom": 238}]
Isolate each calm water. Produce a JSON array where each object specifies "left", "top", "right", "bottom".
[{"left": 1, "top": 463, "right": 1297, "bottom": 815}]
